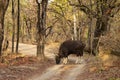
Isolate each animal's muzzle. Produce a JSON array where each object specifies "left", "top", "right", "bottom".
[{"left": 55, "top": 56, "right": 61, "bottom": 64}]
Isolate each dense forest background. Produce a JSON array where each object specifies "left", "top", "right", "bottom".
[
  {"left": 0, "top": 0, "right": 120, "bottom": 80},
  {"left": 2, "top": 0, "right": 119, "bottom": 56}
]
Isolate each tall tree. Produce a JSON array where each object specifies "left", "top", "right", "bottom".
[
  {"left": 68, "top": 0, "right": 120, "bottom": 55},
  {"left": 16, "top": 0, "right": 20, "bottom": 53},
  {"left": 0, "top": 0, "right": 9, "bottom": 56},
  {"left": 87, "top": 0, "right": 93, "bottom": 54},
  {"left": 73, "top": 7, "right": 77, "bottom": 40},
  {"left": 12, "top": 0, "right": 15, "bottom": 53},
  {"left": 92, "top": 0, "right": 120, "bottom": 55},
  {"left": 36, "top": 0, "right": 48, "bottom": 60}
]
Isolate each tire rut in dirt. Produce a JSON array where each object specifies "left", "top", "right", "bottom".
[
  {"left": 63, "top": 64, "right": 85, "bottom": 80},
  {"left": 49, "top": 65, "right": 75, "bottom": 80},
  {"left": 30, "top": 65, "right": 63, "bottom": 80},
  {"left": 49, "top": 64, "right": 85, "bottom": 80}
]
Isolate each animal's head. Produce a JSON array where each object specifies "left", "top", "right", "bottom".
[{"left": 55, "top": 55, "right": 61, "bottom": 64}]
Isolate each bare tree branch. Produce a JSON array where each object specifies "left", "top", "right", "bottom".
[
  {"left": 77, "top": 0, "right": 82, "bottom": 5},
  {"left": 67, "top": 0, "right": 97, "bottom": 17}
]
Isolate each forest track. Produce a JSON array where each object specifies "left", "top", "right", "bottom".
[
  {"left": 8, "top": 42, "right": 86, "bottom": 80},
  {"left": 8, "top": 42, "right": 58, "bottom": 58},
  {"left": 29, "top": 63, "right": 86, "bottom": 80}
]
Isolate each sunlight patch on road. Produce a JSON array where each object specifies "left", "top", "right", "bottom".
[
  {"left": 56, "top": 65, "right": 74, "bottom": 74},
  {"left": 64, "top": 64, "right": 86, "bottom": 80},
  {"left": 30, "top": 65, "right": 63, "bottom": 80}
]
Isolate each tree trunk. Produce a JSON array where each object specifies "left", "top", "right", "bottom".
[
  {"left": 0, "top": 0, "right": 9, "bottom": 56},
  {"left": 37, "top": 34, "right": 45, "bottom": 60},
  {"left": 12, "top": 0, "right": 15, "bottom": 53},
  {"left": 92, "top": 16, "right": 109, "bottom": 55},
  {"left": 86, "top": 0, "right": 93, "bottom": 55},
  {"left": 36, "top": 0, "right": 48, "bottom": 60},
  {"left": 0, "top": 15, "right": 4, "bottom": 56},
  {"left": 16, "top": 0, "right": 20, "bottom": 53},
  {"left": 73, "top": 8, "right": 77, "bottom": 40},
  {"left": 91, "top": 0, "right": 109, "bottom": 55}
]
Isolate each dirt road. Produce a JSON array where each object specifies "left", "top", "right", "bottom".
[
  {"left": 6, "top": 42, "right": 120, "bottom": 80},
  {"left": 8, "top": 42, "right": 57, "bottom": 58},
  {"left": 9, "top": 42, "right": 86, "bottom": 80},
  {"left": 29, "top": 63, "right": 86, "bottom": 80}
]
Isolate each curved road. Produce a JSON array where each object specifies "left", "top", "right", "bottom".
[
  {"left": 29, "top": 63, "right": 86, "bottom": 80},
  {"left": 8, "top": 42, "right": 56, "bottom": 58},
  {"left": 9, "top": 42, "right": 86, "bottom": 80}
]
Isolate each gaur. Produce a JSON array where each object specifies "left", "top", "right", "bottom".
[{"left": 55, "top": 40, "right": 86, "bottom": 64}]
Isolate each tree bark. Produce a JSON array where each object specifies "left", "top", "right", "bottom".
[
  {"left": 36, "top": 0, "right": 48, "bottom": 60},
  {"left": 0, "top": 0, "right": 9, "bottom": 56},
  {"left": 92, "top": 0, "right": 110, "bottom": 55},
  {"left": 16, "top": 0, "right": 20, "bottom": 53},
  {"left": 92, "top": 16, "right": 109, "bottom": 55},
  {"left": 73, "top": 8, "right": 77, "bottom": 40},
  {"left": 12, "top": 0, "right": 15, "bottom": 53}
]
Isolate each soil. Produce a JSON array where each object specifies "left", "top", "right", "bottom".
[
  {"left": 0, "top": 42, "right": 120, "bottom": 80},
  {"left": 0, "top": 56, "right": 54, "bottom": 80},
  {"left": 76, "top": 56, "right": 120, "bottom": 80}
]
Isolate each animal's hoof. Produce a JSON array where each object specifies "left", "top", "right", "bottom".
[
  {"left": 63, "top": 62, "right": 68, "bottom": 64},
  {"left": 78, "top": 62, "right": 82, "bottom": 64},
  {"left": 75, "top": 61, "right": 82, "bottom": 64}
]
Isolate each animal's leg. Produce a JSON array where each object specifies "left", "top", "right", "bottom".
[
  {"left": 75, "top": 56, "right": 81, "bottom": 64},
  {"left": 63, "top": 57, "right": 68, "bottom": 64}
]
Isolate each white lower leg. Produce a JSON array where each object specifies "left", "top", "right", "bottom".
[
  {"left": 63, "top": 57, "right": 68, "bottom": 64},
  {"left": 76, "top": 56, "right": 81, "bottom": 64}
]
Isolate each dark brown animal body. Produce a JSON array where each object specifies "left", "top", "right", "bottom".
[{"left": 55, "top": 40, "right": 86, "bottom": 64}]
